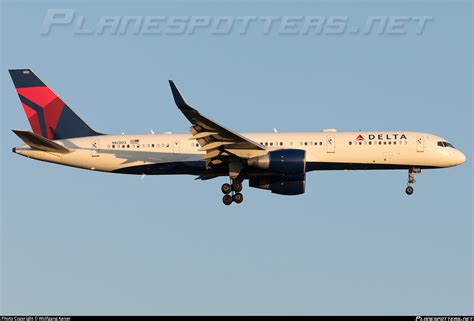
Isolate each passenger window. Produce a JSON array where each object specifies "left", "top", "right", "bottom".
[
  {"left": 112, "top": 145, "right": 115, "bottom": 148},
  {"left": 349, "top": 141, "right": 352, "bottom": 145}
]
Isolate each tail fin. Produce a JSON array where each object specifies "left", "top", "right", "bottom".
[{"left": 9, "top": 69, "right": 102, "bottom": 140}]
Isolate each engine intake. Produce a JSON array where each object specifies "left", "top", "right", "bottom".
[{"left": 248, "top": 149, "right": 306, "bottom": 175}]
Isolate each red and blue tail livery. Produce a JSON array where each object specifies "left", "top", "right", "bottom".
[{"left": 9, "top": 69, "right": 101, "bottom": 139}]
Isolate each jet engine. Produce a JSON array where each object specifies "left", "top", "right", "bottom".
[
  {"left": 249, "top": 173, "right": 306, "bottom": 195},
  {"left": 247, "top": 149, "right": 306, "bottom": 175}
]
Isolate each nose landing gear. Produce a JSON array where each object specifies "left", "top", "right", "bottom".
[
  {"left": 221, "top": 179, "right": 244, "bottom": 205},
  {"left": 405, "top": 167, "right": 421, "bottom": 196}
]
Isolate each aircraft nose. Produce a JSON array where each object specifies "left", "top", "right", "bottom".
[
  {"left": 453, "top": 150, "right": 466, "bottom": 165},
  {"left": 458, "top": 150, "right": 466, "bottom": 164}
]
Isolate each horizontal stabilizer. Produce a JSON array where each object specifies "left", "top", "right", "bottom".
[{"left": 13, "top": 130, "right": 70, "bottom": 153}]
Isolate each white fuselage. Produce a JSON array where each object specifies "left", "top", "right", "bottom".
[{"left": 13, "top": 130, "right": 466, "bottom": 176}]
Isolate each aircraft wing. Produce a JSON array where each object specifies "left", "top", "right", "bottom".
[{"left": 169, "top": 81, "right": 265, "bottom": 164}]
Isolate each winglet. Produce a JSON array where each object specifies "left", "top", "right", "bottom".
[
  {"left": 168, "top": 81, "right": 200, "bottom": 123},
  {"left": 169, "top": 81, "right": 193, "bottom": 110}
]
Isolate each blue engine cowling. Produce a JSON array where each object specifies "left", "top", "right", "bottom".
[
  {"left": 247, "top": 149, "right": 306, "bottom": 175},
  {"left": 249, "top": 173, "right": 306, "bottom": 195}
]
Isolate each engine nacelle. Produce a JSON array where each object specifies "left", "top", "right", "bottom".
[
  {"left": 249, "top": 173, "right": 306, "bottom": 195},
  {"left": 247, "top": 149, "right": 306, "bottom": 175}
]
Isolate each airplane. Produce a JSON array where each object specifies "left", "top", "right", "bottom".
[{"left": 9, "top": 69, "right": 466, "bottom": 205}]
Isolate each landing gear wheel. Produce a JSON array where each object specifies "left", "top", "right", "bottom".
[
  {"left": 405, "top": 168, "right": 420, "bottom": 196},
  {"left": 221, "top": 183, "right": 232, "bottom": 194},
  {"left": 232, "top": 181, "right": 243, "bottom": 193},
  {"left": 223, "top": 194, "right": 233, "bottom": 205},
  {"left": 233, "top": 192, "right": 244, "bottom": 204}
]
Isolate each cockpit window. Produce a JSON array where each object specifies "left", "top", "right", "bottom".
[{"left": 437, "top": 141, "right": 455, "bottom": 148}]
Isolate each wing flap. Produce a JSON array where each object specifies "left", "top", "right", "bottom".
[
  {"left": 189, "top": 131, "right": 218, "bottom": 139},
  {"left": 198, "top": 141, "right": 234, "bottom": 151}
]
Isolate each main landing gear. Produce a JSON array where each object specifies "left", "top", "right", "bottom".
[
  {"left": 221, "top": 179, "right": 244, "bottom": 205},
  {"left": 405, "top": 167, "right": 421, "bottom": 196}
]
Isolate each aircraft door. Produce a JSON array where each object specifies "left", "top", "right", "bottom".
[
  {"left": 91, "top": 138, "right": 100, "bottom": 157},
  {"left": 416, "top": 136, "right": 424, "bottom": 152},
  {"left": 326, "top": 135, "right": 335, "bottom": 153}
]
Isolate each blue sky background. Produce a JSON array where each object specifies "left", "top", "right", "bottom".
[{"left": 1, "top": 0, "right": 472, "bottom": 315}]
